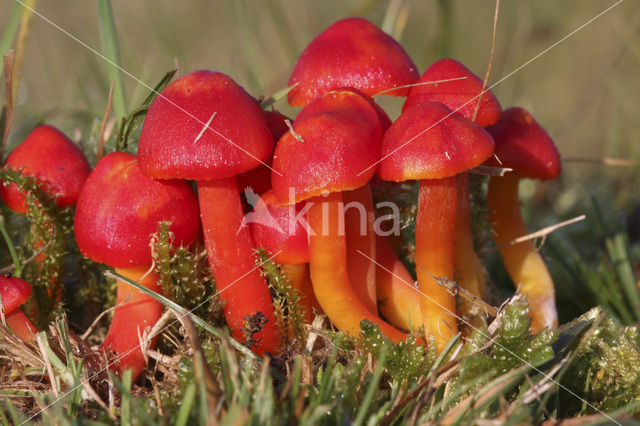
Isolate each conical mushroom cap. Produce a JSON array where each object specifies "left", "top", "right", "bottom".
[
  {"left": 75, "top": 152, "right": 200, "bottom": 268},
  {"left": 403, "top": 58, "right": 502, "bottom": 127},
  {"left": 378, "top": 102, "right": 495, "bottom": 182},
  {"left": 486, "top": 107, "right": 561, "bottom": 180},
  {"left": 288, "top": 18, "right": 419, "bottom": 106},
  {"left": 138, "top": 70, "right": 272, "bottom": 181},
  {"left": 1, "top": 125, "right": 91, "bottom": 213}
]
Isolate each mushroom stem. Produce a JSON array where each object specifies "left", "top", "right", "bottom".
[
  {"left": 5, "top": 308, "right": 37, "bottom": 341},
  {"left": 343, "top": 185, "right": 377, "bottom": 314},
  {"left": 198, "top": 177, "right": 280, "bottom": 355},
  {"left": 308, "top": 191, "right": 409, "bottom": 342},
  {"left": 416, "top": 177, "right": 459, "bottom": 349},
  {"left": 487, "top": 174, "right": 558, "bottom": 332},
  {"left": 101, "top": 266, "right": 162, "bottom": 380},
  {"left": 279, "top": 263, "right": 319, "bottom": 322},
  {"left": 375, "top": 233, "right": 422, "bottom": 332},
  {"left": 454, "top": 173, "right": 486, "bottom": 298}
]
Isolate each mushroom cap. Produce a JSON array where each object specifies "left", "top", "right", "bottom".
[
  {"left": 0, "top": 125, "right": 91, "bottom": 213},
  {"left": 138, "top": 70, "right": 272, "bottom": 181},
  {"left": 272, "top": 90, "right": 382, "bottom": 204},
  {"left": 288, "top": 17, "right": 419, "bottom": 107},
  {"left": 403, "top": 58, "right": 502, "bottom": 127},
  {"left": 0, "top": 275, "right": 31, "bottom": 314},
  {"left": 237, "top": 109, "right": 290, "bottom": 196},
  {"left": 249, "top": 190, "right": 309, "bottom": 265},
  {"left": 294, "top": 89, "right": 382, "bottom": 137},
  {"left": 486, "top": 107, "right": 561, "bottom": 180},
  {"left": 378, "top": 102, "right": 495, "bottom": 182},
  {"left": 74, "top": 152, "right": 200, "bottom": 268}
]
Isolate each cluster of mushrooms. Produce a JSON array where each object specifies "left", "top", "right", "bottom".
[{"left": 1, "top": 18, "right": 561, "bottom": 380}]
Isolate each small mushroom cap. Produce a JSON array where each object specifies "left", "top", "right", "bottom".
[
  {"left": 74, "top": 152, "right": 200, "bottom": 268},
  {"left": 288, "top": 17, "right": 419, "bottom": 107},
  {"left": 486, "top": 107, "right": 561, "bottom": 180},
  {"left": 272, "top": 91, "right": 382, "bottom": 204},
  {"left": 294, "top": 89, "right": 382, "bottom": 137},
  {"left": 403, "top": 58, "right": 502, "bottom": 127},
  {"left": 138, "top": 70, "right": 272, "bottom": 181},
  {"left": 0, "top": 275, "right": 31, "bottom": 314},
  {"left": 249, "top": 190, "right": 309, "bottom": 265},
  {"left": 0, "top": 125, "right": 91, "bottom": 213},
  {"left": 237, "top": 109, "right": 290, "bottom": 196},
  {"left": 378, "top": 102, "right": 495, "bottom": 182}
]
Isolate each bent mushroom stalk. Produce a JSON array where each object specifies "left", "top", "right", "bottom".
[
  {"left": 486, "top": 107, "right": 561, "bottom": 332},
  {"left": 74, "top": 152, "right": 200, "bottom": 379},
  {"left": 272, "top": 95, "right": 410, "bottom": 343},
  {"left": 378, "top": 102, "right": 494, "bottom": 349},
  {"left": 137, "top": 70, "right": 279, "bottom": 355}
]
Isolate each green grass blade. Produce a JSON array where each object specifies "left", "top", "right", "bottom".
[
  {"left": 175, "top": 383, "right": 197, "bottom": 426},
  {"left": 97, "top": 0, "right": 127, "bottom": 121},
  {"left": 0, "top": 2, "right": 21, "bottom": 77},
  {"left": 353, "top": 345, "right": 389, "bottom": 426},
  {"left": 606, "top": 233, "right": 640, "bottom": 321}
]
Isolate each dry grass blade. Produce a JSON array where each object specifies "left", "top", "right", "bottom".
[
  {"left": 2, "top": 50, "right": 15, "bottom": 159},
  {"left": 11, "top": 0, "right": 37, "bottom": 100},
  {"left": 472, "top": 0, "right": 500, "bottom": 122},
  {"left": 470, "top": 165, "right": 513, "bottom": 176},
  {"left": 170, "top": 307, "right": 220, "bottom": 424},
  {"left": 563, "top": 157, "right": 640, "bottom": 167},
  {"left": 482, "top": 215, "right": 586, "bottom": 254}
]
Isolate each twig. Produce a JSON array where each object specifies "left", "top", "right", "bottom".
[
  {"left": 96, "top": 81, "right": 114, "bottom": 161},
  {"left": 469, "top": 165, "right": 512, "bottom": 177},
  {"left": 373, "top": 77, "right": 468, "bottom": 98},
  {"left": 483, "top": 215, "right": 586, "bottom": 254},
  {"left": 563, "top": 157, "right": 640, "bottom": 167},
  {"left": 80, "top": 294, "right": 131, "bottom": 340},
  {"left": 418, "top": 266, "right": 499, "bottom": 317},
  {"left": 285, "top": 119, "right": 304, "bottom": 143},
  {"left": 472, "top": 0, "right": 500, "bottom": 122},
  {"left": 0, "top": 224, "right": 54, "bottom": 274}
]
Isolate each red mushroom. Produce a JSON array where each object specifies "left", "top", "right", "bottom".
[
  {"left": 404, "top": 59, "right": 502, "bottom": 301},
  {"left": 137, "top": 70, "right": 280, "bottom": 355},
  {"left": 74, "top": 152, "right": 200, "bottom": 379},
  {"left": 378, "top": 102, "right": 494, "bottom": 349},
  {"left": 0, "top": 125, "right": 91, "bottom": 213},
  {"left": 288, "top": 17, "right": 419, "bottom": 107},
  {"left": 486, "top": 107, "right": 561, "bottom": 332},
  {"left": 0, "top": 275, "right": 37, "bottom": 341},
  {"left": 0, "top": 124, "right": 92, "bottom": 317},
  {"left": 272, "top": 93, "right": 410, "bottom": 343}
]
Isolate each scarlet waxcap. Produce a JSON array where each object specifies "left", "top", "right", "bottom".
[
  {"left": 237, "top": 109, "right": 290, "bottom": 196},
  {"left": 403, "top": 58, "right": 502, "bottom": 127},
  {"left": 294, "top": 89, "right": 382, "bottom": 138},
  {"left": 0, "top": 275, "right": 31, "bottom": 314},
  {"left": 0, "top": 125, "right": 91, "bottom": 213},
  {"left": 138, "top": 70, "right": 272, "bottom": 181},
  {"left": 249, "top": 190, "right": 309, "bottom": 265},
  {"left": 272, "top": 113, "right": 380, "bottom": 204},
  {"left": 486, "top": 107, "right": 561, "bottom": 180},
  {"left": 288, "top": 18, "right": 419, "bottom": 106},
  {"left": 378, "top": 102, "right": 494, "bottom": 182},
  {"left": 74, "top": 152, "right": 200, "bottom": 268}
]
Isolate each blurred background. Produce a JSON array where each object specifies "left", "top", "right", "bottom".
[{"left": 0, "top": 0, "right": 639, "bottom": 321}]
